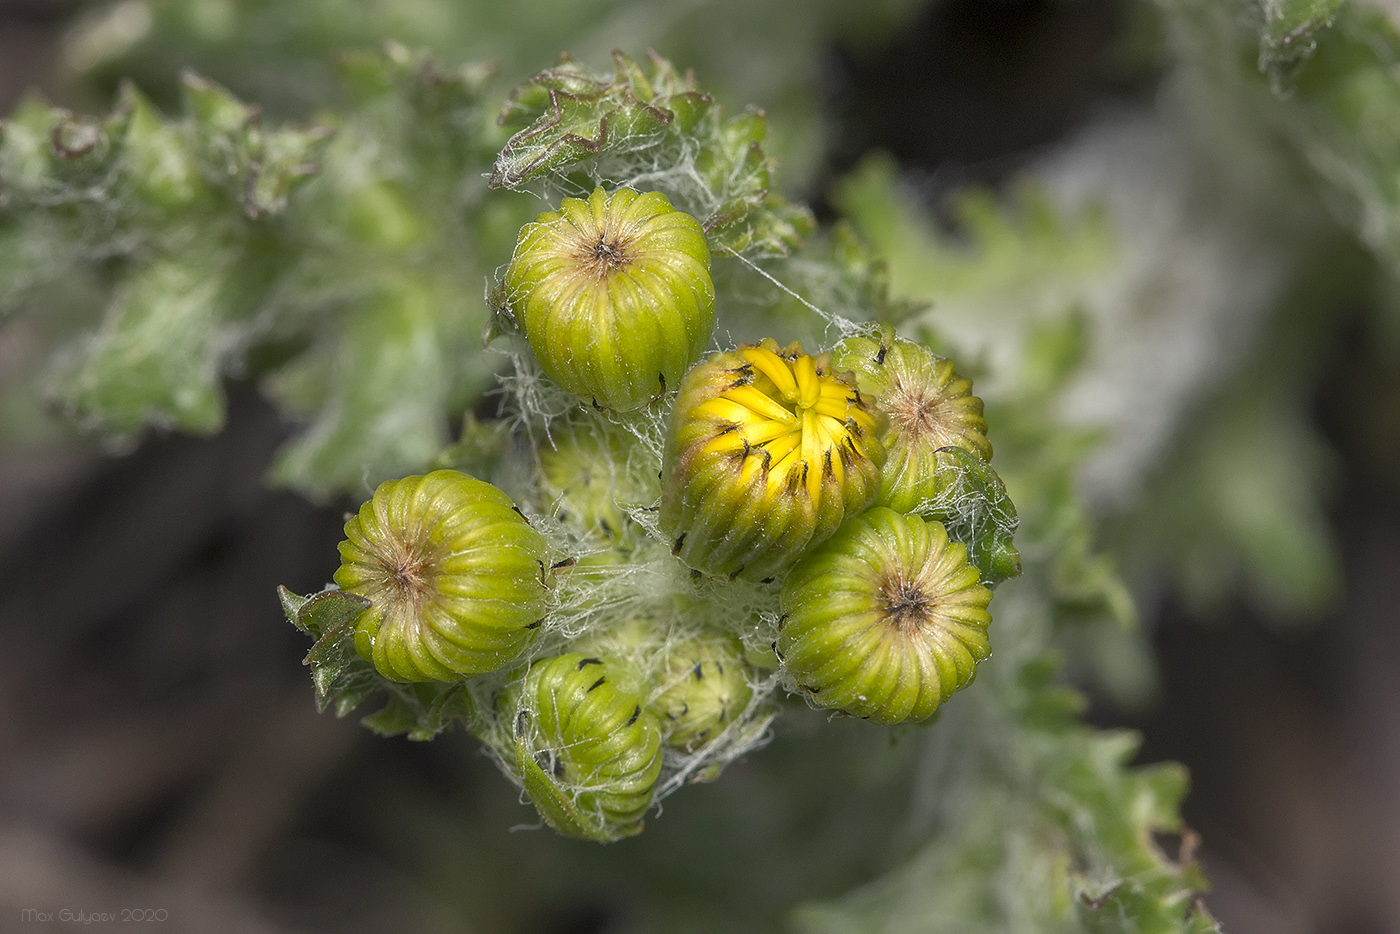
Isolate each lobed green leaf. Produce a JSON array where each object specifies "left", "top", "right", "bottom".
[{"left": 490, "top": 50, "right": 813, "bottom": 257}]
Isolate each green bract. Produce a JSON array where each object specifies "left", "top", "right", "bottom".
[
  {"left": 659, "top": 339, "right": 885, "bottom": 582},
  {"left": 504, "top": 186, "right": 715, "bottom": 410},
  {"left": 502, "top": 653, "right": 663, "bottom": 842},
  {"left": 831, "top": 327, "right": 992, "bottom": 514},
  {"left": 334, "top": 469, "right": 548, "bottom": 682},
  {"left": 778, "top": 508, "right": 993, "bottom": 725}
]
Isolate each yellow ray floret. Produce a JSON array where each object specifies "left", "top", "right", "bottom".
[{"left": 660, "top": 339, "right": 887, "bottom": 583}]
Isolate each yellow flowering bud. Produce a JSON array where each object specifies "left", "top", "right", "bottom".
[{"left": 660, "top": 339, "right": 885, "bottom": 582}]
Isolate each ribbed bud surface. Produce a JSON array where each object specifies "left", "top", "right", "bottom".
[
  {"left": 778, "top": 508, "right": 992, "bottom": 725},
  {"left": 660, "top": 339, "right": 885, "bottom": 582},
  {"left": 505, "top": 187, "right": 715, "bottom": 410},
  {"left": 334, "top": 470, "right": 547, "bottom": 682},
  {"left": 503, "top": 654, "right": 663, "bottom": 841},
  {"left": 831, "top": 328, "right": 991, "bottom": 513}
]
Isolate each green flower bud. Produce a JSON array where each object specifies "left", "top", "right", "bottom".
[
  {"left": 504, "top": 186, "right": 715, "bottom": 411},
  {"left": 502, "top": 653, "right": 663, "bottom": 842},
  {"left": 334, "top": 470, "right": 548, "bottom": 683},
  {"left": 120, "top": 86, "right": 205, "bottom": 211},
  {"left": 830, "top": 326, "right": 991, "bottom": 513},
  {"left": 777, "top": 507, "right": 992, "bottom": 726},
  {"left": 651, "top": 632, "right": 755, "bottom": 752},
  {"left": 537, "top": 418, "right": 654, "bottom": 540},
  {"left": 660, "top": 339, "right": 885, "bottom": 582},
  {"left": 566, "top": 612, "right": 664, "bottom": 694}
]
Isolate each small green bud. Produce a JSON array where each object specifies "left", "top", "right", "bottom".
[
  {"left": 660, "top": 338, "right": 885, "bottom": 582},
  {"left": 334, "top": 469, "right": 548, "bottom": 682},
  {"left": 566, "top": 611, "right": 664, "bottom": 692},
  {"left": 651, "top": 632, "right": 755, "bottom": 752},
  {"left": 501, "top": 653, "right": 663, "bottom": 842},
  {"left": 777, "top": 507, "right": 993, "bottom": 725},
  {"left": 538, "top": 419, "right": 654, "bottom": 540},
  {"left": 830, "top": 326, "right": 991, "bottom": 513},
  {"left": 504, "top": 186, "right": 715, "bottom": 410}
]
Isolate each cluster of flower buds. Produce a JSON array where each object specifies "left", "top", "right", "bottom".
[
  {"left": 659, "top": 328, "right": 1010, "bottom": 725},
  {"left": 494, "top": 617, "right": 760, "bottom": 840},
  {"left": 309, "top": 186, "right": 1017, "bottom": 842},
  {"left": 331, "top": 463, "right": 767, "bottom": 841}
]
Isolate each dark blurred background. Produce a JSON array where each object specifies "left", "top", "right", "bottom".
[{"left": 3, "top": 0, "right": 1399, "bottom": 931}]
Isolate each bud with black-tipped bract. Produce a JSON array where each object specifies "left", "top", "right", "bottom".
[
  {"left": 500, "top": 653, "right": 663, "bottom": 842},
  {"left": 660, "top": 339, "right": 885, "bottom": 582},
  {"left": 334, "top": 469, "right": 548, "bottom": 682},
  {"left": 777, "top": 507, "right": 992, "bottom": 725},
  {"left": 830, "top": 326, "right": 991, "bottom": 514},
  {"left": 504, "top": 186, "right": 715, "bottom": 411},
  {"left": 651, "top": 631, "right": 755, "bottom": 752},
  {"left": 832, "top": 327, "right": 1021, "bottom": 585}
]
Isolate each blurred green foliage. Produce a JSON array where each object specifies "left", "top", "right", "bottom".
[
  {"left": 1114, "top": 0, "right": 1398, "bottom": 625},
  {"left": 1, "top": 46, "right": 518, "bottom": 496},
  {"left": 62, "top": 0, "right": 929, "bottom": 186},
  {"left": 7, "top": 0, "right": 1400, "bottom": 929}
]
